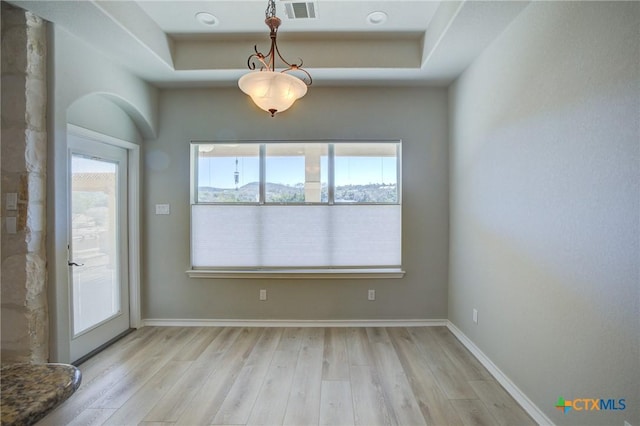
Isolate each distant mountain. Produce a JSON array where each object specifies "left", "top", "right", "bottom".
[
  {"left": 334, "top": 183, "right": 398, "bottom": 203},
  {"left": 198, "top": 182, "right": 261, "bottom": 202},
  {"left": 198, "top": 182, "right": 397, "bottom": 203}
]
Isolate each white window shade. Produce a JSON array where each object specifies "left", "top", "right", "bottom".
[{"left": 192, "top": 205, "right": 401, "bottom": 269}]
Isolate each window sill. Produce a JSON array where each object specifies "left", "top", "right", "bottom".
[{"left": 186, "top": 268, "right": 405, "bottom": 279}]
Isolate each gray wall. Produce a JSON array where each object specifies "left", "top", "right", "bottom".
[
  {"left": 143, "top": 87, "right": 449, "bottom": 321},
  {"left": 449, "top": 2, "right": 639, "bottom": 425}
]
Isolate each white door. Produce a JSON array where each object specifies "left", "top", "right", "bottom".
[{"left": 68, "top": 135, "right": 130, "bottom": 362}]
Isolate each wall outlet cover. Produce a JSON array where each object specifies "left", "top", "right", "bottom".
[
  {"left": 155, "top": 204, "right": 170, "bottom": 215},
  {"left": 6, "top": 193, "right": 18, "bottom": 211},
  {"left": 6, "top": 217, "right": 17, "bottom": 234}
]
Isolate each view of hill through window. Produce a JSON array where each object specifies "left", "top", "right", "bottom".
[
  {"left": 198, "top": 181, "right": 398, "bottom": 203},
  {"left": 195, "top": 142, "right": 399, "bottom": 204}
]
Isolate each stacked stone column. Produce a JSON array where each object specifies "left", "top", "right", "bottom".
[{"left": 1, "top": 2, "right": 48, "bottom": 363}]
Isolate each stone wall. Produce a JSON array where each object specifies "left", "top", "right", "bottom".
[{"left": 1, "top": 2, "right": 48, "bottom": 363}]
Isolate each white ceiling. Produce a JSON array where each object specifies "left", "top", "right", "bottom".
[{"left": 9, "top": 0, "right": 530, "bottom": 88}]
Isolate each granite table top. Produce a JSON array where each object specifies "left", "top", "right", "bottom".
[{"left": 1, "top": 363, "right": 82, "bottom": 426}]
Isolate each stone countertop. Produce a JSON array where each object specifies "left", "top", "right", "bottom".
[{"left": 1, "top": 363, "right": 81, "bottom": 426}]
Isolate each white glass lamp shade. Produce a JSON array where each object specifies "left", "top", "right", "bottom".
[{"left": 238, "top": 71, "right": 307, "bottom": 116}]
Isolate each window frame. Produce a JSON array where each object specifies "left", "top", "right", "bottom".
[
  {"left": 188, "top": 139, "right": 405, "bottom": 279},
  {"left": 191, "top": 140, "right": 402, "bottom": 206}
]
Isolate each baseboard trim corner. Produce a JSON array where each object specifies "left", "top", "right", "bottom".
[
  {"left": 142, "top": 318, "right": 447, "bottom": 328},
  {"left": 446, "top": 321, "right": 553, "bottom": 426}
]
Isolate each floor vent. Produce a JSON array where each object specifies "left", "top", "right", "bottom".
[{"left": 282, "top": 1, "right": 317, "bottom": 19}]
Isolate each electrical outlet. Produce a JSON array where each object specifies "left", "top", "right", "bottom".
[
  {"left": 473, "top": 308, "right": 478, "bottom": 324},
  {"left": 259, "top": 289, "right": 267, "bottom": 301},
  {"left": 368, "top": 289, "right": 376, "bottom": 301}
]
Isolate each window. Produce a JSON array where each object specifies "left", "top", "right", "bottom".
[{"left": 189, "top": 141, "right": 403, "bottom": 278}]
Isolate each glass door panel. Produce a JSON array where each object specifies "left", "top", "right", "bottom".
[
  {"left": 71, "top": 155, "right": 120, "bottom": 335},
  {"left": 68, "top": 133, "right": 129, "bottom": 362}
]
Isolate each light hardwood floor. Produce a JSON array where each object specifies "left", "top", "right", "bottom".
[{"left": 37, "top": 326, "right": 536, "bottom": 426}]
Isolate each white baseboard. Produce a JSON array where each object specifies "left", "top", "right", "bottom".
[
  {"left": 446, "top": 321, "right": 554, "bottom": 426},
  {"left": 142, "top": 318, "right": 447, "bottom": 328}
]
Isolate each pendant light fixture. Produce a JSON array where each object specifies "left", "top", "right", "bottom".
[{"left": 238, "top": 0, "right": 312, "bottom": 117}]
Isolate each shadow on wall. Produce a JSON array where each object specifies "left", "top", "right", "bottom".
[{"left": 67, "top": 92, "right": 154, "bottom": 142}]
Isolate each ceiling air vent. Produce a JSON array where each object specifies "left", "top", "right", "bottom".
[{"left": 282, "top": 1, "right": 317, "bottom": 19}]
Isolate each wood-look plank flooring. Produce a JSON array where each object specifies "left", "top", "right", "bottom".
[{"left": 37, "top": 327, "right": 536, "bottom": 426}]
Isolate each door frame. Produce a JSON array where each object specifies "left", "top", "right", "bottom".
[{"left": 67, "top": 124, "right": 141, "bottom": 335}]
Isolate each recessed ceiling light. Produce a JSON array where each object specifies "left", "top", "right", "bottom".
[
  {"left": 367, "top": 11, "right": 388, "bottom": 25},
  {"left": 195, "top": 12, "right": 218, "bottom": 26}
]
